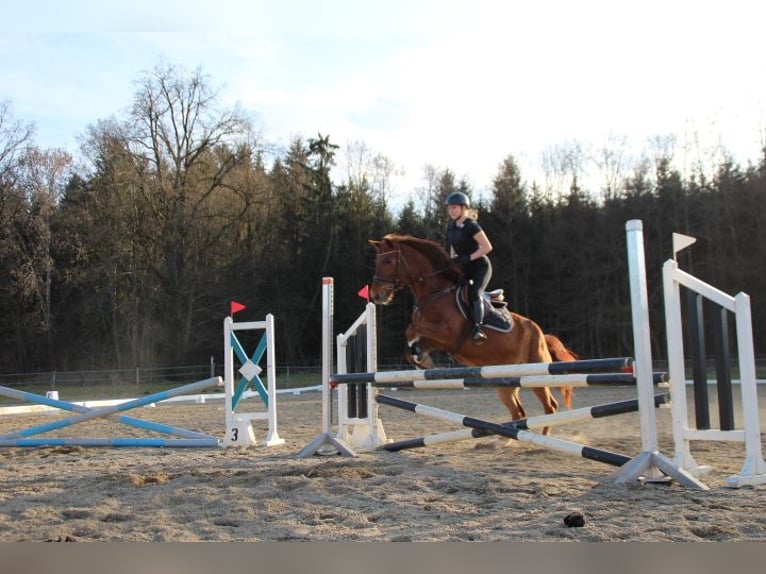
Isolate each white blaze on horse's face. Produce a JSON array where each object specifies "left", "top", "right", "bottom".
[
  {"left": 371, "top": 250, "right": 397, "bottom": 305},
  {"left": 370, "top": 282, "right": 395, "bottom": 305},
  {"left": 368, "top": 239, "right": 397, "bottom": 305}
]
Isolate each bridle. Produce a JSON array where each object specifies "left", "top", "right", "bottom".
[
  {"left": 372, "top": 245, "right": 407, "bottom": 292},
  {"left": 373, "top": 240, "right": 466, "bottom": 354},
  {"left": 372, "top": 243, "right": 454, "bottom": 303}
]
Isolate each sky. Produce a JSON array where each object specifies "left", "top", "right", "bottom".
[{"left": 2, "top": 0, "right": 765, "bottom": 208}]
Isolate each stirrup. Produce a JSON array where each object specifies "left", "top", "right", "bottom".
[{"left": 471, "top": 325, "right": 487, "bottom": 344}]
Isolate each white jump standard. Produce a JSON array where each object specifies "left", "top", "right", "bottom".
[
  {"left": 0, "top": 310, "right": 288, "bottom": 449},
  {"left": 223, "top": 313, "right": 284, "bottom": 447}
]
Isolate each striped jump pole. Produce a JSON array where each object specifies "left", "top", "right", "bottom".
[
  {"left": 0, "top": 377, "right": 222, "bottom": 441},
  {"left": 375, "top": 394, "right": 634, "bottom": 467},
  {"left": 330, "top": 357, "right": 634, "bottom": 386},
  {"left": 378, "top": 393, "right": 670, "bottom": 452},
  {"left": 0, "top": 384, "right": 219, "bottom": 441},
  {"left": 334, "top": 371, "right": 668, "bottom": 390}
]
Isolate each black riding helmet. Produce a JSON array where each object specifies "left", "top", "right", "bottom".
[{"left": 444, "top": 191, "right": 470, "bottom": 207}]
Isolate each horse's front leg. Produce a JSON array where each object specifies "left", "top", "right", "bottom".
[
  {"left": 495, "top": 388, "right": 527, "bottom": 446},
  {"left": 405, "top": 324, "right": 433, "bottom": 369}
]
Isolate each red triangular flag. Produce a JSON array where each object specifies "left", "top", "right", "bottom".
[
  {"left": 230, "top": 301, "right": 246, "bottom": 316},
  {"left": 357, "top": 284, "right": 370, "bottom": 302}
]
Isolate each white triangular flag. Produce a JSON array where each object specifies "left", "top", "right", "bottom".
[{"left": 672, "top": 232, "right": 696, "bottom": 259}]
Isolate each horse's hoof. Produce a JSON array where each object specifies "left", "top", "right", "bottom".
[{"left": 409, "top": 354, "right": 433, "bottom": 369}]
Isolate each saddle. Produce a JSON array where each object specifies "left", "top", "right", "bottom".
[{"left": 455, "top": 286, "right": 513, "bottom": 333}]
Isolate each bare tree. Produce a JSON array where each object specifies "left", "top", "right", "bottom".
[
  {"left": 0, "top": 102, "right": 42, "bottom": 366},
  {"left": 417, "top": 163, "right": 439, "bottom": 220},
  {"left": 13, "top": 147, "right": 73, "bottom": 367},
  {"left": 342, "top": 140, "right": 397, "bottom": 202},
  {"left": 676, "top": 119, "right": 733, "bottom": 185},
  {"left": 80, "top": 63, "right": 258, "bottom": 364},
  {"left": 0, "top": 100, "right": 35, "bottom": 185},
  {"left": 593, "top": 133, "right": 630, "bottom": 200},
  {"left": 540, "top": 140, "right": 587, "bottom": 199}
]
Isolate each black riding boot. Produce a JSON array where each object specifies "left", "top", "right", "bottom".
[{"left": 471, "top": 299, "right": 487, "bottom": 344}]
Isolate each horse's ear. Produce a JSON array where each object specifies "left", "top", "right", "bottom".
[{"left": 368, "top": 239, "right": 380, "bottom": 247}]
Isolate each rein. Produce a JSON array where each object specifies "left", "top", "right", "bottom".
[
  {"left": 372, "top": 248, "right": 407, "bottom": 293},
  {"left": 373, "top": 245, "right": 453, "bottom": 304},
  {"left": 373, "top": 239, "right": 469, "bottom": 357}
]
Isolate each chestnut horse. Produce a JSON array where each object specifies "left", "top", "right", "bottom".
[{"left": 368, "top": 233, "right": 576, "bottom": 436}]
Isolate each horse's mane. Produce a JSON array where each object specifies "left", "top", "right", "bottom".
[{"left": 382, "top": 233, "right": 463, "bottom": 283}]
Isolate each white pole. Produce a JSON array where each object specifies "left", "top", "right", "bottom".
[
  {"left": 321, "top": 277, "right": 334, "bottom": 435},
  {"left": 615, "top": 220, "right": 708, "bottom": 489},
  {"left": 336, "top": 328, "right": 349, "bottom": 435},
  {"left": 223, "top": 316, "right": 234, "bottom": 437},
  {"left": 365, "top": 301, "right": 379, "bottom": 441},
  {"left": 264, "top": 313, "right": 283, "bottom": 446},
  {"left": 625, "top": 219, "right": 660, "bottom": 454},
  {"left": 731, "top": 293, "right": 766, "bottom": 485},
  {"left": 663, "top": 258, "right": 698, "bottom": 471}
]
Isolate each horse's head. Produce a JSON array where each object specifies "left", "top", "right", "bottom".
[
  {"left": 368, "top": 234, "right": 461, "bottom": 305},
  {"left": 368, "top": 236, "right": 403, "bottom": 305}
]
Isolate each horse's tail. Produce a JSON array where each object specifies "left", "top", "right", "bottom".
[{"left": 544, "top": 334, "right": 577, "bottom": 410}]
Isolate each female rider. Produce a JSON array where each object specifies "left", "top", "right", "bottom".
[{"left": 444, "top": 191, "right": 493, "bottom": 344}]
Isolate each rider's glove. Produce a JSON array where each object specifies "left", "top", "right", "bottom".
[{"left": 453, "top": 255, "right": 471, "bottom": 265}]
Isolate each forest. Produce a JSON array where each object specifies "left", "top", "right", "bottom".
[{"left": 1, "top": 64, "right": 765, "bottom": 376}]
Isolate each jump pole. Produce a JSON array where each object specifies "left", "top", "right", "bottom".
[
  {"left": 332, "top": 372, "right": 668, "bottom": 389},
  {"left": 0, "top": 438, "right": 219, "bottom": 448},
  {"left": 0, "top": 385, "right": 219, "bottom": 441},
  {"left": 374, "top": 394, "right": 631, "bottom": 467},
  {"left": 0, "top": 377, "right": 223, "bottom": 446},
  {"left": 330, "top": 357, "right": 634, "bottom": 385},
  {"left": 378, "top": 393, "right": 671, "bottom": 452},
  {"left": 223, "top": 313, "right": 285, "bottom": 447}
]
